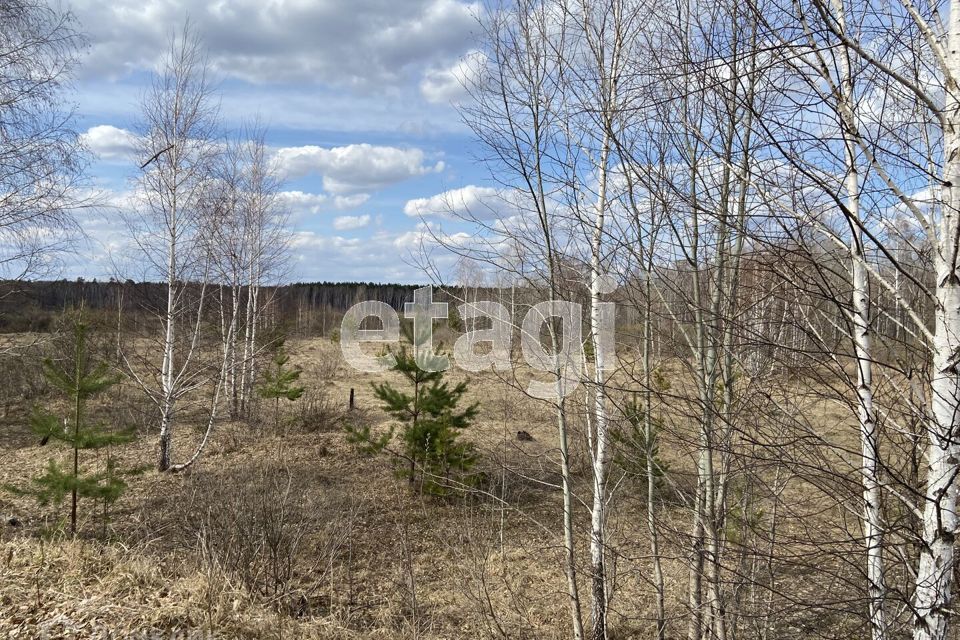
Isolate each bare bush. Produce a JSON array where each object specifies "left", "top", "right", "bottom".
[
  {"left": 185, "top": 463, "right": 314, "bottom": 601},
  {"left": 157, "top": 459, "right": 359, "bottom": 621},
  {"left": 0, "top": 345, "right": 49, "bottom": 421},
  {"left": 294, "top": 388, "right": 346, "bottom": 434},
  {"left": 312, "top": 347, "right": 341, "bottom": 382}
]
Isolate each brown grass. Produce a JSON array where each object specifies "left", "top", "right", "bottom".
[{"left": 0, "top": 336, "right": 875, "bottom": 639}]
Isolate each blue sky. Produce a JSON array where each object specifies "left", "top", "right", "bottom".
[{"left": 68, "top": 0, "right": 493, "bottom": 284}]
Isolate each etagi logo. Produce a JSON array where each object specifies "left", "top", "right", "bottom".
[{"left": 339, "top": 284, "right": 617, "bottom": 400}]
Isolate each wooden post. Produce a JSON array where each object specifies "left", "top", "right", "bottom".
[{"left": 349, "top": 388, "right": 355, "bottom": 411}]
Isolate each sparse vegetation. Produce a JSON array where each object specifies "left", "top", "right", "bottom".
[{"left": 5, "top": 0, "right": 960, "bottom": 639}]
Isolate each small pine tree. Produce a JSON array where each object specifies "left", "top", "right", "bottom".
[
  {"left": 612, "top": 399, "right": 668, "bottom": 496},
  {"left": 9, "top": 317, "right": 135, "bottom": 534},
  {"left": 349, "top": 323, "right": 479, "bottom": 495},
  {"left": 258, "top": 339, "right": 305, "bottom": 431}
]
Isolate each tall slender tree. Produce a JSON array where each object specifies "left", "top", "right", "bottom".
[{"left": 125, "top": 22, "right": 220, "bottom": 471}]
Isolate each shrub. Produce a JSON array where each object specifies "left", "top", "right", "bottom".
[
  {"left": 295, "top": 388, "right": 344, "bottom": 433},
  {"left": 187, "top": 463, "right": 313, "bottom": 600}
]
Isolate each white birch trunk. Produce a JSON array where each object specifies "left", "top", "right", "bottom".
[
  {"left": 589, "top": 131, "right": 611, "bottom": 640},
  {"left": 854, "top": 226, "right": 886, "bottom": 640},
  {"left": 915, "top": 249, "right": 960, "bottom": 640},
  {"left": 914, "top": 10, "right": 960, "bottom": 632},
  {"left": 158, "top": 216, "right": 177, "bottom": 471},
  {"left": 913, "top": 5, "right": 960, "bottom": 638},
  {"left": 832, "top": 1, "right": 887, "bottom": 632}
]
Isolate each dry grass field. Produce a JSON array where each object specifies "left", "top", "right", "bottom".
[{"left": 0, "top": 336, "right": 872, "bottom": 639}]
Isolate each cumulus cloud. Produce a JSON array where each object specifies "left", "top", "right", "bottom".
[
  {"left": 333, "top": 214, "right": 372, "bottom": 231},
  {"left": 275, "top": 143, "right": 444, "bottom": 194},
  {"left": 287, "top": 223, "right": 468, "bottom": 282},
  {"left": 70, "top": 0, "right": 479, "bottom": 88},
  {"left": 289, "top": 230, "right": 421, "bottom": 281},
  {"left": 403, "top": 185, "right": 513, "bottom": 219},
  {"left": 333, "top": 194, "right": 371, "bottom": 210},
  {"left": 276, "top": 191, "right": 330, "bottom": 217},
  {"left": 394, "top": 222, "right": 472, "bottom": 251},
  {"left": 61, "top": 185, "right": 466, "bottom": 284},
  {"left": 81, "top": 125, "right": 139, "bottom": 162},
  {"left": 420, "top": 50, "right": 486, "bottom": 104},
  {"left": 276, "top": 191, "right": 375, "bottom": 220}
]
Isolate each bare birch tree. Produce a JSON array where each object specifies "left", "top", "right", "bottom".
[
  {"left": 236, "top": 124, "right": 290, "bottom": 418},
  {"left": 462, "top": 2, "right": 585, "bottom": 636},
  {"left": 746, "top": 0, "right": 960, "bottom": 636},
  {"left": 556, "top": 1, "right": 637, "bottom": 636},
  {"left": 0, "top": 0, "right": 87, "bottom": 283},
  {"left": 125, "top": 22, "right": 220, "bottom": 471}
]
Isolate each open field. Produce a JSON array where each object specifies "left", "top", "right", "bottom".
[{"left": 0, "top": 336, "right": 878, "bottom": 639}]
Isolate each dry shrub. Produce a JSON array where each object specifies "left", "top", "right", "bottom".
[
  {"left": 168, "top": 459, "right": 361, "bottom": 624},
  {"left": 312, "top": 347, "right": 341, "bottom": 382},
  {"left": 446, "top": 504, "right": 558, "bottom": 639},
  {"left": 184, "top": 462, "right": 315, "bottom": 601},
  {"left": 99, "top": 382, "right": 156, "bottom": 436},
  {"left": 241, "top": 386, "right": 344, "bottom": 436},
  {"left": 296, "top": 388, "right": 346, "bottom": 433},
  {"left": 0, "top": 342, "right": 50, "bottom": 420},
  {"left": 0, "top": 535, "right": 364, "bottom": 639}
]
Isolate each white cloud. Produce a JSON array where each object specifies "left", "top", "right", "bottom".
[
  {"left": 275, "top": 143, "right": 444, "bottom": 194},
  {"left": 420, "top": 50, "right": 485, "bottom": 104},
  {"left": 393, "top": 221, "right": 472, "bottom": 251},
  {"left": 81, "top": 125, "right": 139, "bottom": 162},
  {"left": 61, "top": 186, "right": 474, "bottom": 283},
  {"left": 404, "top": 185, "right": 510, "bottom": 219},
  {"left": 334, "top": 194, "right": 371, "bottom": 210},
  {"left": 291, "top": 232, "right": 362, "bottom": 251},
  {"left": 70, "top": 0, "right": 479, "bottom": 89},
  {"left": 61, "top": 185, "right": 466, "bottom": 284},
  {"left": 286, "top": 224, "right": 467, "bottom": 282},
  {"left": 333, "top": 214, "right": 372, "bottom": 231},
  {"left": 289, "top": 230, "right": 419, "bottom": 281},
  {"left": 277, "top": 191, "right": 373, "bottom": 217},
  {"left": 277, "top": 191, "right": 330, "bottom": 217}
]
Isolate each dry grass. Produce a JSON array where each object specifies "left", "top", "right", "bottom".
[{"left": 0, "top": 336, "right": 875, "bottom": 638}]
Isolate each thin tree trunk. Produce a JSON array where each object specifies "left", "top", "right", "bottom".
[
  {"left": 830, "top": 2, "right": 888, "bottom": 630},
  {"left": 589, "top": 129, "right": 612, "bottom": 640},
  {"left": 645, "top": 255, "right": 666, "bottom": 640},
  {"left": 71, "top": 332, "right": 82, "bottom": 535},
  {"left": 911, "top": 5, "right": 960, "bottom": 639},
  {"left": 158, "top": 224, "right": 177, "bottom": 472},
  {"left": 915, "top": 12, "right": 960, "bottom": 628}
]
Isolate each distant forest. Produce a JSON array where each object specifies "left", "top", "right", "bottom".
[{"left": 0, "top": 280, "right": 423, "bottom": 334}]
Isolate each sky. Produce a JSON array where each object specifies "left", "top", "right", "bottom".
[{"left": 67, "top": 0, "right": 493, "bottom": 285}]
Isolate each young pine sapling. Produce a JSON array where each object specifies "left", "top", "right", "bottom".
[
  {"left": 347, "top": 323, "right": 479, "bottom": 495},
  {"left": 258, "top": 339, "right": 305, "bottom": 431},
  {"left": 10, "top": 318, "right": 136, "bottom": 535}
]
